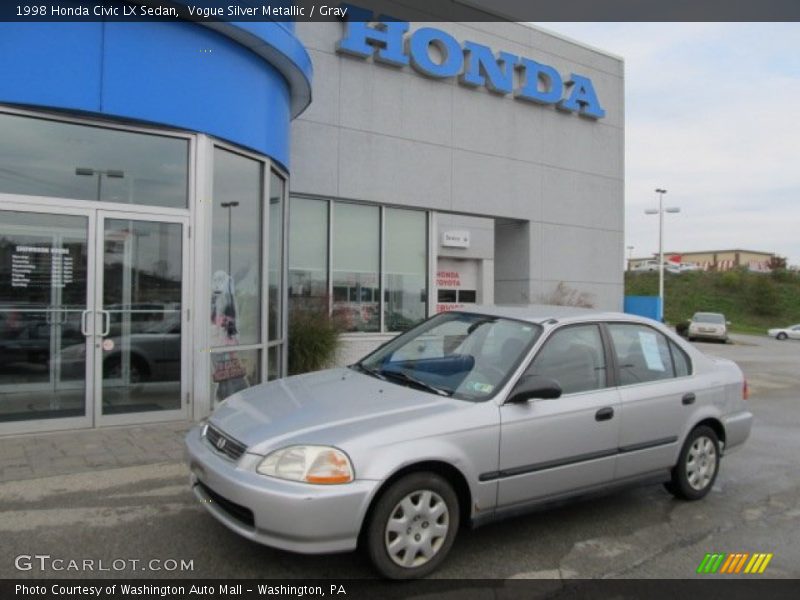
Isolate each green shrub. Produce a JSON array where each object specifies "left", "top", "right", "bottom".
[
  {"left": 287, "top": 301, "right": 342, "bottom": 375},
  {"left": 770, "top": 268, "right": 794, "bottom": 283},
  {"left": 718, "top": 270, "right": 741, "bottom": 290},
  {"left": 675, "top": 321, "right": 690, "bottom": 337},
  {"left": 747, "top": 276, "right": 781, "bottom": 317}
]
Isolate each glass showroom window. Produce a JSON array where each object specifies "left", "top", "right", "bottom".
[
  {"left": 209, "top": 147, "right": 263, "bottom": 403},
  {"left": 288, "top": 197, "right": 428, "bottom": 333},
  {"left": 384, "top": 208, "right": 427, "bottom": 331},
  {"left": 332, "top": 203, "right": 380, "bottom": 332},
  {"left": 288, "top": 197, "right": 328, "bottom": 310},
  {"left": 0, "top": 112, "right": 188, "bottom": 207}
]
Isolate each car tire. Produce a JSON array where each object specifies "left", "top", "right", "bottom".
[
  {"left": 364, "top": 472, "right": 459, "bottom": 579},
  {"left": 777, "top": 332, "right": 788, "bottom": 341},
  {"left": 665, "top": 425, "right": 720, "bottom": 501}
]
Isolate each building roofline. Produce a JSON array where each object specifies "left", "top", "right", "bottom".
[{"left": 452, "top": 1, "right": 623, "bottom": 62}]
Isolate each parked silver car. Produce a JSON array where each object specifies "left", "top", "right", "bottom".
[
  {"left": 688, "top": 312, "right": 730, "bottom": 343},
  {"left": 186, "top": 306, "right": 752, "bottom": 578}
]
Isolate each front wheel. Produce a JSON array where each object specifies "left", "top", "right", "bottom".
[
  {"left": 777, "top": 332, "right": 788, "bottom": 340},
  {"left": 364, "top": 472, "right": 459, "bottom": 579},
  {"left": 665, "top": 426, "right": 720, "bottom": 500}
]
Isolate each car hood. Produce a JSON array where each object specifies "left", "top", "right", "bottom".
[{"left": 208, "top": 368, "right": 457, "bottom": 455}]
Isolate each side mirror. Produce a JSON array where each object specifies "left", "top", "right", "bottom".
[
  {"left": 726, "top": 321, "right": 731, "bottom": 325},
  {"left": 506, "top": 375, "right": 562, "bottom": 404}
]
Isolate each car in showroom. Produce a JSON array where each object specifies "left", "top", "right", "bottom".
[
  {"left": 687, "top": 312, "right": 730, "bottom": 343},
  {"left": 186, "top": 306, "right": 752, "bottom": 578},
  {"left": 767, "top": 324, "right": 800, "bottom": 341}
]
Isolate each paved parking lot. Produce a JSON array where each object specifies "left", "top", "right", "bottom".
[{"left": 0, "top": 333, "right": 798, "bottom": 579}]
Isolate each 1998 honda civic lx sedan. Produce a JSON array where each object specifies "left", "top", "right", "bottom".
[{"left": 186, "top": 306, "right": 753, "bottom": 578}]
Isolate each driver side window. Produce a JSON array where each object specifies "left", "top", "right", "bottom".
[{"left": 525, "top": 324, "right": 607, "bottom": 395}]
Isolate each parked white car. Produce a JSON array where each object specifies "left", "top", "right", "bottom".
[
  {"left": 630, "top": 260, "right": 658, "bottom": 272},
  {"left": 688, "top": 312, "right": 729, "bottom": 343},
  {"left": 767, "top": 325, "right": 800, "bottom": 341},
  {"left": 666, "top": 262, "right": 702, "bottom": 275}
]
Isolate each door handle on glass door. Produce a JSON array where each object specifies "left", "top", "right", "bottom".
[
  {"left": 81, "top": 310, "right": 92, "bottom": 336},
  {"left": 100, "top": 310, "right": 111, "bottom": 336}
]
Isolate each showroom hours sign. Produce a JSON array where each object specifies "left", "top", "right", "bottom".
[{"left": 11, "top": 245, "right": 73, "bottom": 289}]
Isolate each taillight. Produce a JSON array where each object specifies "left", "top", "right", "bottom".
[{"left": 742, "top": 379, "right": 750, "bottom": 400}]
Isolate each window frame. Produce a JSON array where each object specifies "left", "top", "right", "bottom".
[
  {"left": 520, "top": 321, "right": 614, "bottom": 397},
  {"left": 603, "top": 320, "right": 694, "bottom": 387},
  {"left": 288, "top": 194, "right": 430, "bottom": 334},
  {"left": 0, "top": 106, "right": 192, "bottom": 210}
]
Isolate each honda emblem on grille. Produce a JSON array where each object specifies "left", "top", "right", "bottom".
[{"left": 216, "top": 437, "right": 227, "bottom": 451}]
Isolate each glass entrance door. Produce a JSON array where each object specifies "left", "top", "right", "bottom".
[
  {"left": 0, "top": 203, "right": 188, "bottom": 433},
  {"left": 95, "top": 212, "right": 188, "bottom": 425},
  {"left": 0, "top": 208, "right": 93, "bottom": 431}
]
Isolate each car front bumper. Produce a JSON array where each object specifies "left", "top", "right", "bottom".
[{"left": 185, "top": 425, "right": 379, "bottom": 554}]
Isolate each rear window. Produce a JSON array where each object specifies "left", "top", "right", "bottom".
[
  {"left": 693, "top": 313, "right": 725, "bottom": 324},
  {"left": 607, "top": 323, "right": 677, "bottom": 385}
]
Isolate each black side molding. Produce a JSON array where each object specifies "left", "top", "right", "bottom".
[{"left": 481, "top": 436, "right": 679, "bottom": 482}]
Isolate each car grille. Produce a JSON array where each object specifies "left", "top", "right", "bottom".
[
  {"left": 197, "top": 482, "right": 254, "bottom": 528},
  {"left": 205, "top": 424, "right": 247, "bottom": 461}
]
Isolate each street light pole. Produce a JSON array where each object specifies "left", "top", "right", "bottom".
[{"left": 645, "top": 188, "right": 679, "bottom": 322}]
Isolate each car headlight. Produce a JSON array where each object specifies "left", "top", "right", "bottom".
[{"left": 256, "top": 445, "right": 354, "bottom": 484}]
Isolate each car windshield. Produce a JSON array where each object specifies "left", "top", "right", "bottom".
[
  {"left": 693, "top": 313, "right": 725, "bottom": 324},
  {"left": 356, "top": 312, "right": 542, "bottom": 401}
]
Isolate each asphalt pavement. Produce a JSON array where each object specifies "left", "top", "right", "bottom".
[{"left": 1, "top": 333, "right": 798, "bottom": 579}]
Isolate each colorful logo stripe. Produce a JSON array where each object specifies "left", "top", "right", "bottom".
[{"left": 697, "top": 553, "right": 773, "bottom": 574}]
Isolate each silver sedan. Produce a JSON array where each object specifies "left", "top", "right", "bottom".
[{"left": 186, "top": 306, "right": 752, "bottom": 578}]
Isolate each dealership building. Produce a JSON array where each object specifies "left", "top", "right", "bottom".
[{"left": 0, "top": 10, "right": 624, "bottom": 434}]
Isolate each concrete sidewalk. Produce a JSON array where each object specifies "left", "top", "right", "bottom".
[{"left": 0, "top": 420, "right": 192, "bottom": 483}]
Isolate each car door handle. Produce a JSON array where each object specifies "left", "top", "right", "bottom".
[
  {"left": 682, "top": 392, "right": 696, "bottom": 405},
  {"left": 595, "top": 407, "right": 614, "bottom": 421}
]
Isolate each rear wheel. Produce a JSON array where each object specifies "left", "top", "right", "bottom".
[
  {"left": 365, "top": 472, "right": 459, "bottom": 579},
  {"left": 665, "top": 426, "right": 720, "bottom": 500}
]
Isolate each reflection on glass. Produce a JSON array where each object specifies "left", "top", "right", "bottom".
[
  {"left": 0, "top": 211, "right": 88, "bottom": 422},
  {"left": 0, "top": 113, "right": 188, "bottom": 207},
  {"left": 211, "top": 148, "right": 263, "bottom": 348},
  {"left": 101, "top": 219, "right": 182, "bottom": 414},
  {"left": 268, "top": 345, "right": 281, "bottom": 382},
  {"left": 211, "top": 349, "right": 260, "bottom": 403},
  {"left": 289, "top": 197, "right": 328, "bottom": 310},
  {"left": 332, "top": 203, "right": 379, "bottom": 332},
  {"left": 268, "top": 172, "right": 284, "bottom": 341},
  {"left": 384, "top": 209, "right": 427, "bottom": 331}
]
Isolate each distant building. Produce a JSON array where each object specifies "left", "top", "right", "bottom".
[{"left": 628, "top": 249, "right": 775, "bottom": 272}]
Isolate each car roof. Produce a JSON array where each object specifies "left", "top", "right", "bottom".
[{"left": 458, "top": 304, "right": 657, "bottom": 326}]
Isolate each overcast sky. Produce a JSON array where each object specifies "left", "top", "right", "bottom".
[{"left": 540, "top": 23, "right": 800, "bottom": 266}]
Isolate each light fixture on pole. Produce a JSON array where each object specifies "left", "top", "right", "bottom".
[
  {"left": 644, "top": 188, "right": 680, "bottom": 321},
  {"left": 75, "top": 167, "right": 125, "bottom": 201}
]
